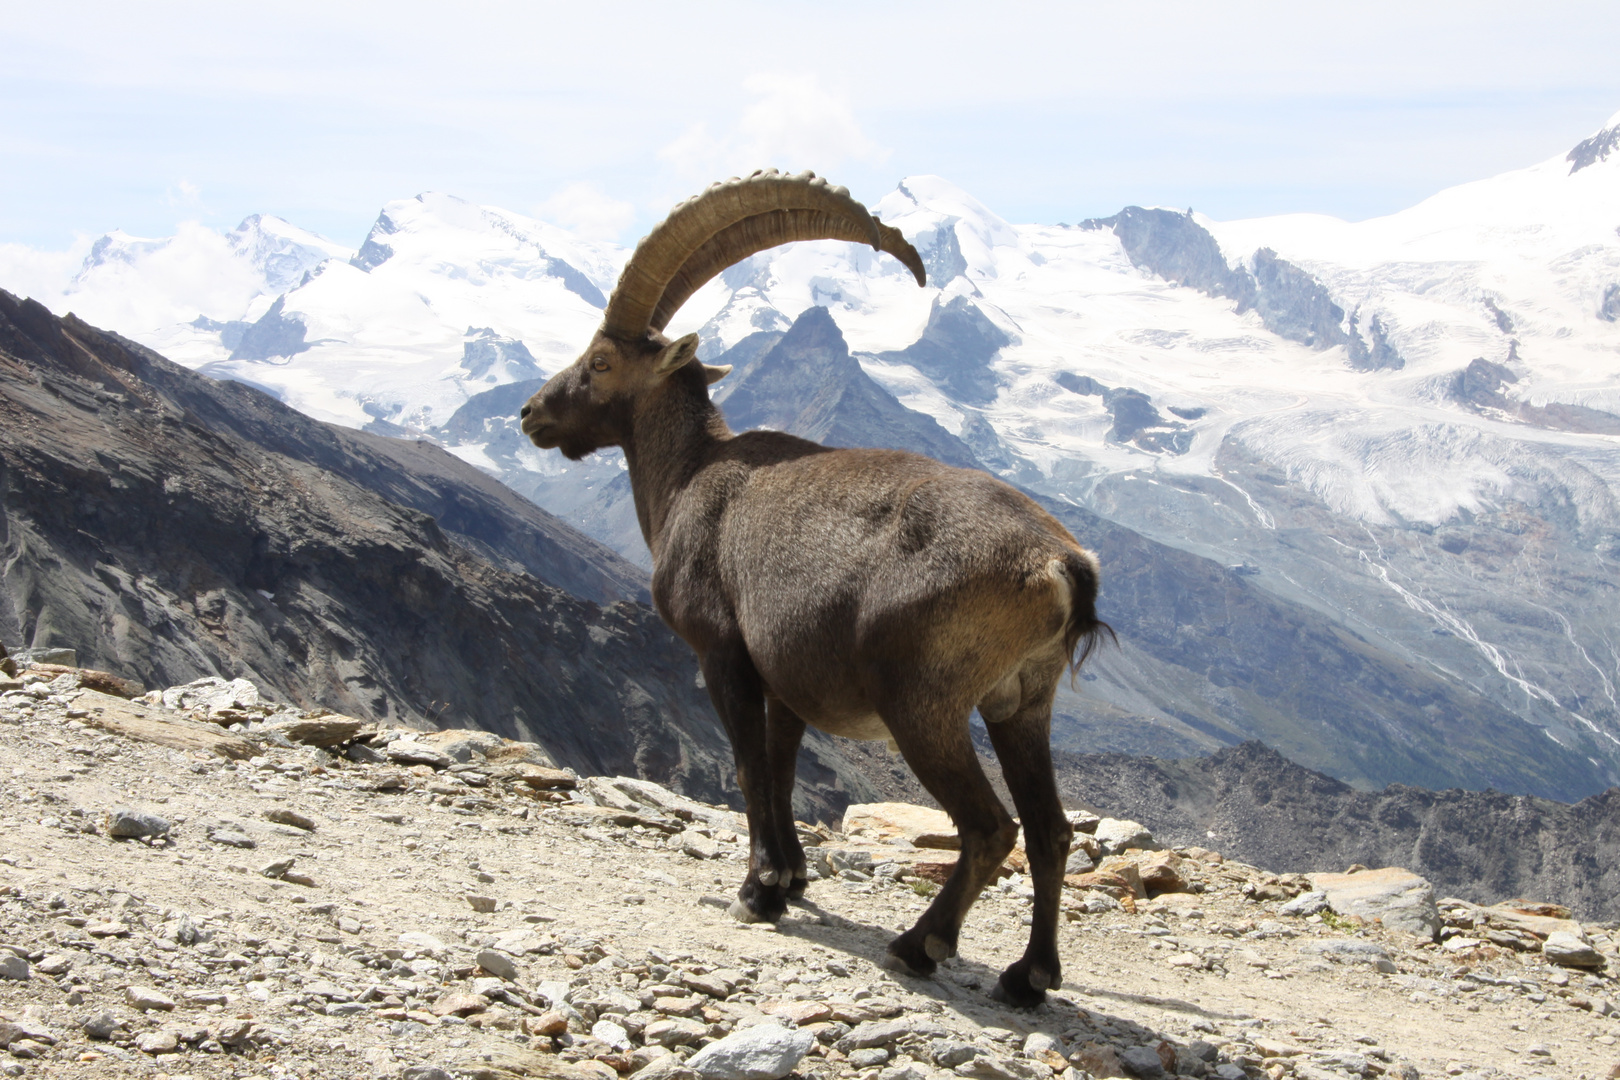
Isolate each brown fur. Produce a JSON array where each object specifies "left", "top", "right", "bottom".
[{"left": 522, "top": 328, "right": 1105, "bottom": 1006}]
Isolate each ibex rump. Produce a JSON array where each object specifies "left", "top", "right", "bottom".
[{"left": 521, "top": 171, "right": 1105, "bottom": 1005}]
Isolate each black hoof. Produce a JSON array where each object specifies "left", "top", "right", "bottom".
[
  {"left": 885, "top": 929, "right": 941, "bottom": 978},
  {"left": 735, "top": 874, "right": 789, "bottom": 923},
  {"left": 991, "top": 958, "right": 1057, "bottom": 1009},
  {"left": 786, "top": 875, "right": 810, "bottom": 899}
]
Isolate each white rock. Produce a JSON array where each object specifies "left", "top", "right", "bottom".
[
  {"left": 685, "top": 1024, "right": 815, "bottom": 1080},
  {"left": 1093, "top": 818, "right": 1158, "bottom": 855},
  {"left": 0, "top": 956, "right": 28, "bottom": 981},
  {"left": 593, "top": 1019, "right": 633, "bottom": 1050},
  {"left": 398, "top": 931, "right": 448, "bottom": 956}
]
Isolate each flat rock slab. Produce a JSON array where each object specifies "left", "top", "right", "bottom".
[
  {"left": 842, "top": 802, "right": 959, "bottom": 850},
  {"left": 24, "top": 663, "right": 143, "bottom": 698},
  {"left": 685, "top": 1023, "right": 814, "bottom": 1080},
  {"left": 262, "top": 715, "right": 365, "bottom": 747},
  {"left": 1311, "top": 867, "right": 1440, "bottom": 941},
  {"left": 72, "top": 689, "right": 258, "bottom": 760}
]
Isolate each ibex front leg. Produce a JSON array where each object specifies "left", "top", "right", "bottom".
[{"left": 700, "top": 642, "right": 794, "bottom": 923}]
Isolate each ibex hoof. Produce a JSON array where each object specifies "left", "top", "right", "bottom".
[
  {"left": 924, "top": 934, "right": 956, "bottom": 962},
  {"left": 727, "top": 899, "right": 766, "bottom": 924},
  {"left": 880, "top": 952, "right": 926, "bottom": 977}
]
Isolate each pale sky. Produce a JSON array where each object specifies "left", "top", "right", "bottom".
[{"left": 2, "top": 1, "right": 1618, "bottom": 251}]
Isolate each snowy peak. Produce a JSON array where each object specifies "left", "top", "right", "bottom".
[
  {"left": 228, "top": 214, "right": 351, "bottom": 293},
  {"left": 1567, "top": 107, "right": 1620, "bottom": 174}
]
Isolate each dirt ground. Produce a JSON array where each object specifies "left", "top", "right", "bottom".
[{"left": 2, "top": 671, "right": 1618, "bottom": 1080}]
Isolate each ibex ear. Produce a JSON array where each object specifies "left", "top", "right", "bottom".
[
  {"left": 653, "top": 333, "right": 701, "bottom": 377},
  {"left": 702, "top": 364, "right": 732, "bottom": 385}
]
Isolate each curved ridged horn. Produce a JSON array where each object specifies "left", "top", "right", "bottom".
[
  {"left": 601, "top": 169, "right": 927, "bottom": 341},
  {"left": 650, "top": 214, "right": 925, "bottom": 333}
]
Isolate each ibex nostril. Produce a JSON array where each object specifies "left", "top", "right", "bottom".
[{"left": 520, "top": 405, "right": 531, "bottom": 418}]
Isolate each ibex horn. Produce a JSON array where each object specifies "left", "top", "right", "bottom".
[{"left": 600, "top": 169, "right": 928, "bottom": 341}]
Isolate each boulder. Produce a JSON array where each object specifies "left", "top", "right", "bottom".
[
  {"left": 1135, "top": 850, "right": 1187, "bottom": 894},
  {"left": 842, "top": 803, "right": 959, "bottom": 849},
  {"left": 1544, "top": 931, "right": 1606, "bottom": 969},
  {"left": 24, "top": 663, "right": 142, "bottom": 698},
  {"left": 1310, "top": 867, "right": 1441, "bottom": 941},
  {"left": 1094, "top": 817, "right": 1158, "bottom": 855},
  {"left": 161, "top": 676, "right": 259, "bottom": 713},
  {"left": 104, "top": 808, "right": 171, "bottom": 839},
  {"left": 685, "top": 1023, "right": 815, "bottom": 1080},
  {"left": 386, "top": 740, "right": 453, "bottom": 768},
  {"left": 262, "top": 715, "right": 365, "bottom": 747}
]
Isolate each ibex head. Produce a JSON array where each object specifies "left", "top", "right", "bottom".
[{"left": 521, "top": 169, "right": 925, "bottom": 459}]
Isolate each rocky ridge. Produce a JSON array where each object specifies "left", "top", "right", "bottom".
[{"left": 3, "top": 662, "right": 1619, "bottom": 1080}]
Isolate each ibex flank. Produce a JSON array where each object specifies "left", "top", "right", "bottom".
[{"left": 521, "top": 170, "right": 1107, "bottom": 1006}]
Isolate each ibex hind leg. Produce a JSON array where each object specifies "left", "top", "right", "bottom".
[
  {"left": 983, "top": 697, "right": 1068, "bottom": 1008},
  {"left": 765, "top": 700, "right": 811, "bottom": 899},
  {"left": 879, "top": 707, "right": 1018, "bottom": 979},
  {"left": 700, "top": 643, "right": 794, "bottom": 924}
]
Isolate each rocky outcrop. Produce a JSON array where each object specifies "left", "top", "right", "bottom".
[
  {"left": 1567, "top": 116, "right": 1620, "bottom": 173},
  {"left": 1083, "top": 207, "right": 1255, "bottom": 307},
  {"left": 1346, "top": 309, "right": 1405, "bottom": 371},
  {"left": 1085, "top": 209, "right": 1354, "bottom": 354},
  {"left": 1452, "top": 356, "right": 1620, "bottom": 435},
  {"left": 718, "top": 306, "right": 981, "bottom": 469},
  {"left": 1250, "top": 248, "right": 1348, "bottom": 349},
  {"left": 227, "top": 296, "right": 311, "bottom": 362},
  {"left": 460, "top": 328, "right": 542, "bottom": 381},
  {"left": 0, "top": 290, "right": 731, "bottom": 800},
  {"left": 874, "top": 296, "right": 1011, "bottom": 406},
  {"left": 1046, "top": 741, "right": 1620, "bottom": 919}
]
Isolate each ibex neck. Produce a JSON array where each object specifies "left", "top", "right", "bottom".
[{"left": 620, "top": 376, "right": 730, "bottom": 560}]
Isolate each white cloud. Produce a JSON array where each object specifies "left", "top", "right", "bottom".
[
  {"left": 659, "top": 74, "right": 886, "bottom": 184},
  {"left": 166, "top": 179, "right": 204, "bottom": 209},
  {"left": 534, "top": 183, "right": 635, "bottom": 242}
]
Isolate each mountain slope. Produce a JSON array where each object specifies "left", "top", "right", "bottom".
[
  {"left": 1049, "top": 741, "right": 1620, "bottom": 921},
  {"left": 0, "top": 291, "right": 890, "bottom": 817},
  {"left": 8, "top": 108, "right": 1620, "bottom": 799}
]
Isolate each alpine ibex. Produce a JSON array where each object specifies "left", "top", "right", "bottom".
[{"left": 521, "top": 170, "right": 1105, "bottom": 1005}]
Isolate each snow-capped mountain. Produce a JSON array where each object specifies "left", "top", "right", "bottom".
[{"left": 10, "top": 109, "right": 1620, "bottom": 799}]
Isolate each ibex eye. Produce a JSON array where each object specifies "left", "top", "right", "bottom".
[{"left": 591, "top": 356, "right": 609, "bottom": 372}]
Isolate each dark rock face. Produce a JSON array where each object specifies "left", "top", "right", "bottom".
[
  {"left": 875, "top": 295, "right": 1012, "bottom": 406},
  {"left": 913, "top": 219, "right": 969, "bottom": 286},
  {"left": 460, "top": 328, "right": 542, "bottom": 381},
  {"left": 228, "top": 296, "right": 311, "bottom": 362},
  {"left": 350, "top": 210, "right": 400, "bottom": 272},
  {"left": 1104, "top": 388, "right": 1190, "bottom": 454},
  {"left": 1052, "top": 741, "right": 1620, "bottom": 920},
  {"left": 1054, "top": 371, "right": 1105, "bottom": 397},
  {"left": 190, "top": 316, "right": 252, "bottom": 353},
  {"left": 0, "top": 290, "right": 734, "bottom": 799},
  {"left": 1251, "top": 248, "right": 1348, "bottom": 348},
  {"left": 1085, "top": 209, "right": 1353, "bottom": 353},
  {"left": 1482, "top": 296, "right": 1515, "bottom": 334},
  {"left": 1346, "top": 309, "right": 1405, "bottom": 371},
  {"left": 719, "top": 306, "right": 981, "bottom": 469},
  {"left": 1085, "top": 207, "right": 1256, "bottom": 307},
  {"left": 539, "top": 256, "right": 606, "bottom": 310},
  {"left": 1601, "top": 283, "right": 1620, "bottom": 322},
  {"left": 1567, "top": 119, "right": 1620, "bottom": 174},
  {"left": 1452, "top": 356, "right": 1620, "bottom": 435}
]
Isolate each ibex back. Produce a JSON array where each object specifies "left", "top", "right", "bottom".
[{"left": 521, "top": 170, "right": 1106, "bottom": 1006}]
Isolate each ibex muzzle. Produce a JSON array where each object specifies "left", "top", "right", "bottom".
[{"left": 523, "top": 169, "right": 1106, "bottom": 1007}]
